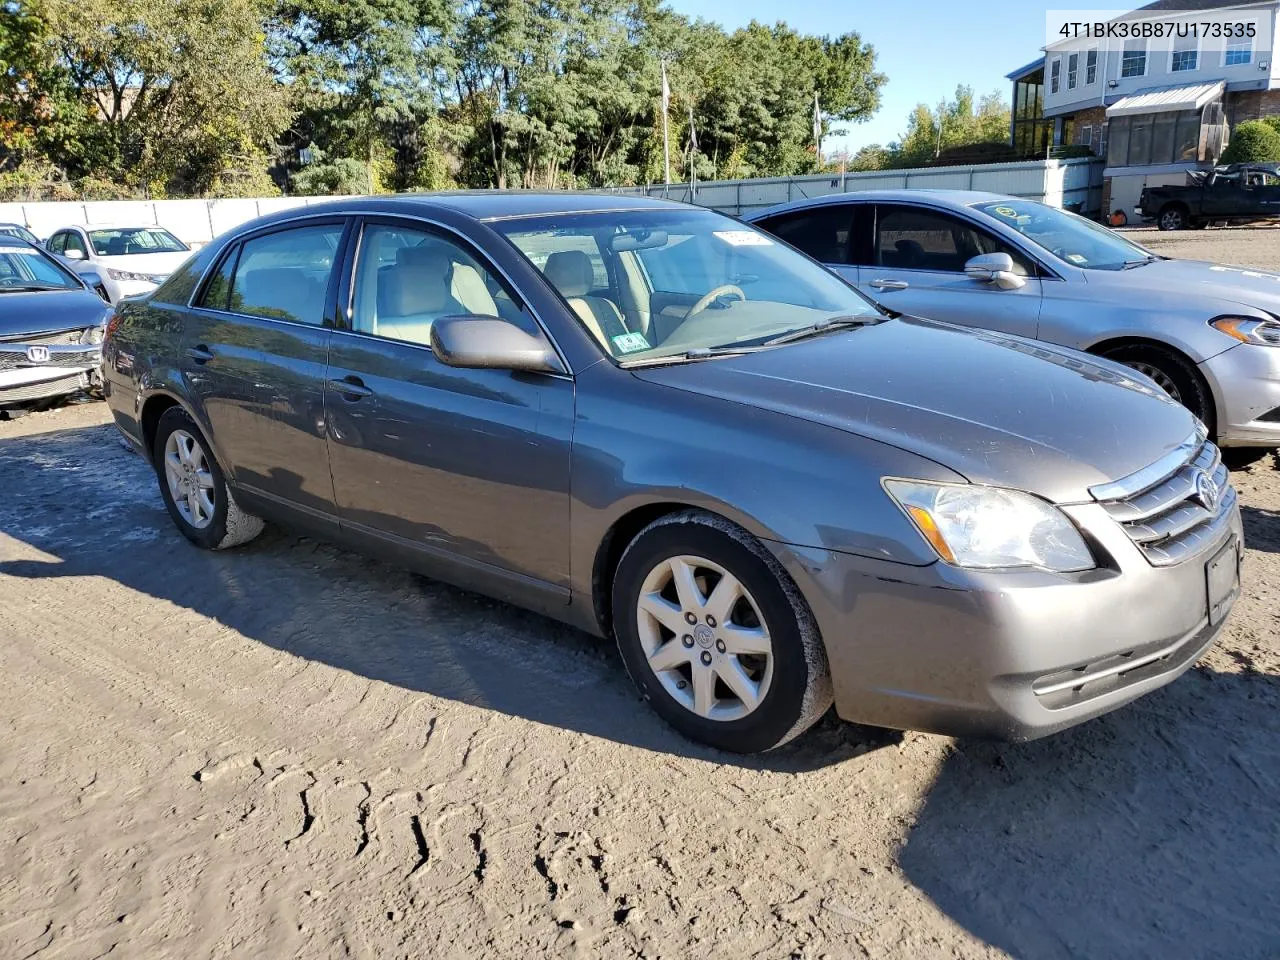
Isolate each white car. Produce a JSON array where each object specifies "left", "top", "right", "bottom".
[{"left": 46, "top": 225, "right": 193, "bottom": 303}]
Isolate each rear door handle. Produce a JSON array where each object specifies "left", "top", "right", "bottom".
[
  {"left": 868, "top": 279, "right": 909, "bottom": 291},
  {"left": 326, "top": 375, "right": 374, "bottom": 400},
  {"left": 187, "top": 345, "right": 214, "bottom": 364}
]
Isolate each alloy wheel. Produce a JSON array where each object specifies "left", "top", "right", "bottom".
[
  {"left": 163, "top": 428, "right": 216, "bottom": 529},
  {"left": 1125, "top": 361, "right": 1182, "bottom": 402},
  {"left": 635, "top": 554, "right": 774, "bottom": 721}
]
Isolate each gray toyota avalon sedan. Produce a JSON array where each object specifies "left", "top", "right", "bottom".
[{"left": 102, "top": 194, "right": 1242, "bottom": 753}]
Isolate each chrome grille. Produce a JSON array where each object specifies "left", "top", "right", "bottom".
[
  {"left": 1092, "top": 432, "right": 1236, "bottom": 566},
  {"left": 0, "top": 328, "right": 83, "bottom": 346},
  {"left": 0, "top": 346, "right": 100, "bottom": 372}
]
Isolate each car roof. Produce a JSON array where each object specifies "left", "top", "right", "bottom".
[{"left": 745, "top": 189, "right": 1016, "bottom": 220}]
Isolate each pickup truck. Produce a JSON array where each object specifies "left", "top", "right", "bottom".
[{"left": 1137, "top": 163, "right": 1280, "bottom": 230}]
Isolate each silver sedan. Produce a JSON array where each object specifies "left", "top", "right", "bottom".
[{"left": 749, "top": 190, "right": 1280, "bottom": 450}]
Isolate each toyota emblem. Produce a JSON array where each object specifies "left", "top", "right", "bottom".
[
  {"left": 25, "top": 345, "right": 50, "bottom": 363},
  {"left": 1195, "top": 470, "right": 1219, "bottom": 512}
]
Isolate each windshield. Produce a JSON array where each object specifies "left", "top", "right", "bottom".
[
  {"left": 0, "top": 244, "right": 82, "bottom": 290},
  {"left": 0, "top": 224, "right": 39, "bottom": 244},
  {"left": 974, "top": 200, "right": 1154, "bottom": 270},
  {"left": 494, "top": 209, "right": 881, "bottom": 362},
  {"left": 88, "top": 227, "right": 188, "bottom": 257}
]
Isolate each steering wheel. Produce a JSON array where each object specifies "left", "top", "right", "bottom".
[{"left": 685, "top": 284, "right": 746, "bottom": 321}]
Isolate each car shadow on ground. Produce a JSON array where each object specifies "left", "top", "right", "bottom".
[
  {"left": 1239, "top": 506, "right": 1280, "bottom": 554},
  {"left": 901, "top": 666, "right": 1280, "bottom": 960},
  {"left": 0, "top": 423, "right": 898, "bottom": 772}
]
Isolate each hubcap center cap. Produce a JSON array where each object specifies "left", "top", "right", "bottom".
[{"left": 693, "top": 623, "right": 715, "bottom": 649}]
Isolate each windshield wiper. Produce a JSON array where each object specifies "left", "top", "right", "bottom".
[
  {"left": 618, "top": 345, "right": 768, "bottom": 368},
  {"left": 760, "top": 314, "right": 879, "bottom": 346},
  {"left": 1121, "top": 256, "right": 1159, "bottom": 269}
]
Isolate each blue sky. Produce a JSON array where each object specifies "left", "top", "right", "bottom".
[{"left": 672, "top": 0, "right": 1109, "bottom": 153}]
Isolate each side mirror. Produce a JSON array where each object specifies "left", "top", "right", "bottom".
[
  {"left": 80, "top": 268, "right": 103, "bottom": 286},
  {"left": 964, "top": 252, "right": 1026, "bottom": 290},
  {"left": 63, "top": 247, "right": 87, "bottom": 261},
  {"left": 430, "top": 315, "right": 563, "bottom": 374}
]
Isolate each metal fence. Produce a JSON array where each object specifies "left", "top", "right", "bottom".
[{"left": 606, "top": 157, "right": 1106, "bottom": 218}]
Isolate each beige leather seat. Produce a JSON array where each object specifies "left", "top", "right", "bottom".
[
  {"left": 542, "top": 250, "right": 628, "bottom": 346},
  {"left": 450, "top": 262, "right": 499, "bottom": 316},
  {"left": 377, "top": 246, "right": 463, "bottom": 345}
]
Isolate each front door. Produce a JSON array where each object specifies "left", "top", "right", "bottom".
[
  {"left": 856, "top": 203, "right": 1043, "bottom": 338},
  {"left": 181, "top": 218, "right": 347, "bottom": 518},
  {"left": 323, "top": 218, "right": 573, "bottom": 593}
]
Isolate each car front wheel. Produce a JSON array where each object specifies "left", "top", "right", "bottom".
[
  {"left": 1158, "top": 206, "right": 1188, "bottom": 231},
  {"left": 153, "top": 406, "right": 264, "bottom": 550},
  {"left": 1103, "top": 344, "right": 1215, "bottom": 433},
  {"left": 612, "top": 510, "right": 832, "bottom": 753}
]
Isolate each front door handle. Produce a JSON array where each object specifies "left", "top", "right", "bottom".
[
  {"left": 868, "top": 279, "right": 909, "bottom": 291},
  {"left": 187, "top": 344, "right": 214, "bottom": 364},
  {"left": 327, "top": 375, "right": 374, "bottom": 400}
]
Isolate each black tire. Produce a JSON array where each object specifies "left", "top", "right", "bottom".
[
  {"left": 611, "top": 510, "right": 832, "bottom": 753},
  {"left": 1158, "top": 205, "right": 1188, "bottom": 231},
  {"left": 152, "top": 406, "right": 264, "bottom": 550},
  {"left": 1102, "top": 343, "right": 1216, "bottom": 433}
]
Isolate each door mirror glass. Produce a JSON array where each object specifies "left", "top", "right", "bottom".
[
  {"left": 430, "top": 315, "right": 562, "bottom": 373},
  {"left": 964, "top": 252, "right": 1025, "bottom": 290}
]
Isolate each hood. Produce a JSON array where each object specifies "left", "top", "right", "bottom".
[
  {"left": 1110, "top": 257, "right": 1280, "bottom": 316},
  {"left": 633, "top": 317, "right": 1196, "bottom": 503},
  {"left": 0, "top": 288, "right": 112, "bottom": 340},
  {"left": 94, "top": 250, "right": 191, "bottom": 278}
]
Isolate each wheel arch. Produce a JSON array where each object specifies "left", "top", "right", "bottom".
[{"left": 1085, "top": 335, "right": 1218, "bottom": 431}]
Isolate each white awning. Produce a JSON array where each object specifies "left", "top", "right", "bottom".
[{"left": 1106, "top": 81, "right": 1225, "bottom": 117}]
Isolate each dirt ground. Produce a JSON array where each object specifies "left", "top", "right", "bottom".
[{"left": 2, "top": 230, "right": 1280, "bottom": 959}]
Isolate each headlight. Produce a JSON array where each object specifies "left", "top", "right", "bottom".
[
  {"left": 1210, "top": 315, "right": 1280, "bottom": 346},
  {"left": 884, "top": 479, "right": 1095, "bottom": 572},
  {"left": 80, "top": 325, "right": 105, "bottom": 344},
  {"left": 106, "top": 268, "right": 158, "bottom": 283}
]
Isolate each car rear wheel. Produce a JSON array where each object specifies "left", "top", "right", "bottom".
[
  {"left": 1158, "top": 205, "right": 1188, "bottom": 231},
  {"left": 1103, "top": 344, "right": 1215, "bottom": 433},
  {"left": 611, "top": 510, "right": 832, "bottom": 753},
  {"left": 153, "top": 407, "right": 263, "bottom": 550}
]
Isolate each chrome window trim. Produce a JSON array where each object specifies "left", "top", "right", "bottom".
[
  {"left": 178, "top": 207, "right": 573, "bottom": 375},
  {"left": 1088, "top": 426, "right": 1208, "bottom": 501}
]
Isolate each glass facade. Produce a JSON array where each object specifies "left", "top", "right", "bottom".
[
  {"left": 1107, "top": 109, "right": 1202, "bottom": 167},
  {"left": 1012, "top": 68, "right": 1052, "bottom": 158}
]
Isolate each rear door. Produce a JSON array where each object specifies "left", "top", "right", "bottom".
[
  {"left": 323, "top": 217, "right": 573, "bottom": 595},
  {"left": 182, "top": 218, "right": 349, "bottom": 519},
  {"left": 855, "top": 203, "right": 1043, "bottom": 337}
]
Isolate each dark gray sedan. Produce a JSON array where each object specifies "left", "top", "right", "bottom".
[{"left": 103, "top": 194, "right": 1241, "bottom": 752}]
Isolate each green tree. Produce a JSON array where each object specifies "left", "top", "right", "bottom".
[
  {"left": 1221, "top": 119, "right": 1280, "bottom": 164},
  {"left": 887, "top": 85, "right": 1010, "bottom": 168}
]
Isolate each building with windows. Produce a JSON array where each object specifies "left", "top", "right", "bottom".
[{"left": 1009, "top": 0, "right": 1279, "bottom": 220}]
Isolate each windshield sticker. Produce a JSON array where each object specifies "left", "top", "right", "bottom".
[
  {"left": 713, "top": 230, "right": 772, "bottom": 247},
  {"left": 1066, "top": 253, "right": 1087, "bottom": 264},
  {"left": 611, "top": 332, "right": 651, "bottom": 353},
  {"left": 991, "top": 205, "right": 1019, "bottom": 218}
]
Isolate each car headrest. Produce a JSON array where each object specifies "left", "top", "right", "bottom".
[
  {"left": 543, "top": 250, "right": 594, "bottom": 298},
  {"left": 382, "top": 253, "right": 453, "bottom": 318},
  {"left": 239, "top": 268, "right": 321, "bottom": 322},
  {"left": 106, "top": 237, "right": 128, "bottom": 256}
]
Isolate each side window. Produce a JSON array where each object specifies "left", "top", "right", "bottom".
[
  {"left": 48, "top": 233, "right": 66, "bottom": 254},
  {"left": 757, "top": 207, "right": 853, "bottom": 264},
  {"left": 351, "top": 223, "right": 530, "bottom": 346},
  {"left": 151, "top": 251, "right": 207, "bottom": 306},
  {"left": 875, "top": 206, "right": 1031, "bottom": 276},
  {"left": 224, "top": 223, "right": 343, "bottom": 325},
  {"left": 504, "top": 231, "right": 609, "bottom": 290},
  {"left": 64, "top": 233, "right": 87, "bottom": 258},
  {"left": 195, "top": 247, "right": 240, "bottom": 310}
]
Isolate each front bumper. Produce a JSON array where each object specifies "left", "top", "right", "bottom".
[
  {"left": 105, "top": 278, "right": 159, "bottom": 303},
  {"left": 0, "top": 364, "right": 99, "bottom": 405},
  {"left": 1200, "top": 342, "right": 1280, "bottom": 446},
  {"left": 769, "top": 500, "right": 1243, "bottom": 741}
]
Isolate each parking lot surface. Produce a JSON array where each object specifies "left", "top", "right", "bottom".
[{"left": 2, "top": 230, "right": 1279, "bottom": 958}]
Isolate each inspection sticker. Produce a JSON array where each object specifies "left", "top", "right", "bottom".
[
  {"left": 611, "top": 332, "right": 651, "bottom": 353},
  {"left": 713, "top": 230, "right": 773, "bottom": 246}
]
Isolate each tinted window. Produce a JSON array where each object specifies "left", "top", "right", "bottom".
[
  {"left": 0, "top": 245, "right": 81, "bottom": 289},
  {"left": 758, "top": 207, "right": 853, "bottom": 264},
  {"left": 64, "top": 232, "right": 87, "bottom": 257},
  {"left": 223, "top": 224, "right": 343, "bottom": 325},
  {"left": 0, "top": 224, "right": 38, "bottom": 244},
  {"left": 351, "top": 224, "right": 529, "bottom": 345},
  {"left": 874, "top": 206, "right": 1031, "bottom": 276},
  {"left": 152, "top": 250, "right": 212, "bottom": 306},
  {"left": 503, "top": 230, "right": 609, "bottom": 289}
]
